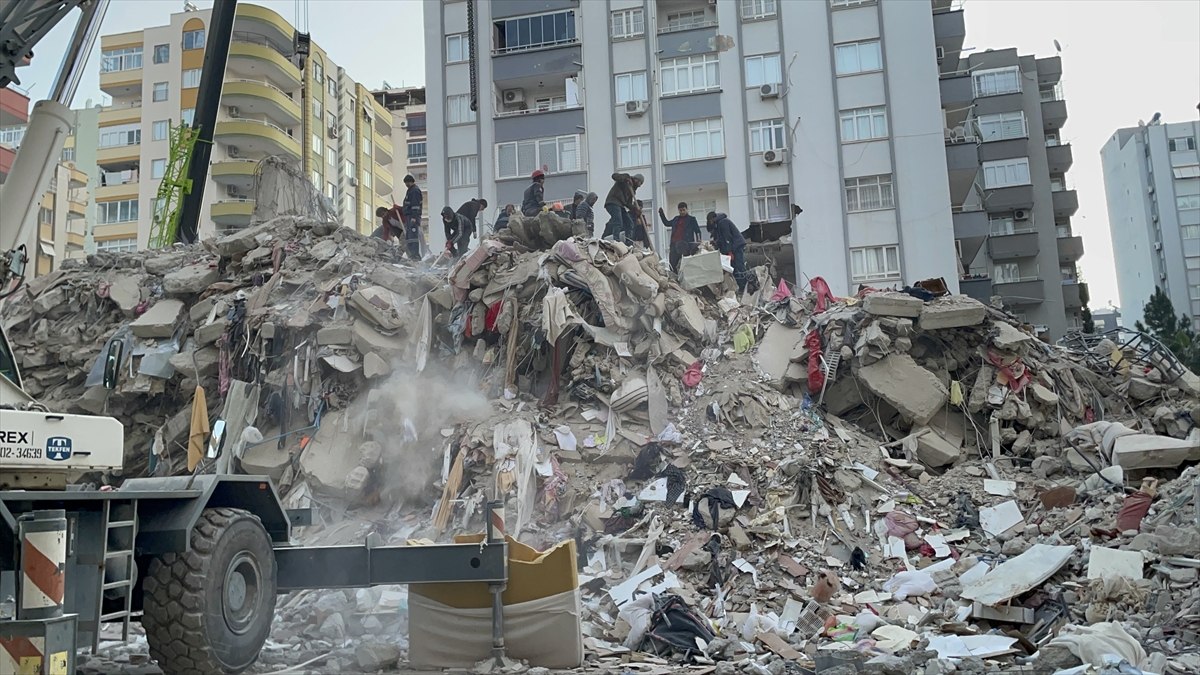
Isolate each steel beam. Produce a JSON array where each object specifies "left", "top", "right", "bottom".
[{"left": 273, "top": 541, "right": 507, "bottom": 592}]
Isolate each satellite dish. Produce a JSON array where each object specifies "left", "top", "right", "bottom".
[{"left": 1053, "top": 39, "right": 1062, "bottom": 53}]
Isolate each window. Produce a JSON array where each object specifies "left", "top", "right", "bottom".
[
  {"left": 182, "top": 69, "right": 201, "bottom": 88},
  {"left": 407, "top": 141, "right": 427, "bottom": 164},
  {"left": 663, "top": 118, "right": 724, "bottom": 162},
  {"left": 96, "top": 237, "right": 137, "bottom": 253},
  {"left": 361, "top": 172, "right": 370, "bottom": 189},
  {"left": 151, "top": 159, "right": 166, "bottom": 179},
  {"left": 845, "top": 175, "right": 895, "bottom": 212},
  {"left": 839, "top": 106, "right": 888, "bottom": 142},
  {"left": 992, "top": 262, "right": 1022, "bottom": 284},
  {"left": 989, "top": 214, "right": 1026, "bottom": 235},
  {"left": 618, "top": 135, "right": 652, "bottom": 168},
  {"left": 495, "top": 135, "right": 580, "bottom": 179},
  {"left": 1182, "top": 225, "right": 1200, "bottom": 239},
  {"left": 327, "top": 76, "right": 337, "bottom": 98},
  {"left": 660, "top": 54, "right": 719, "bottom": 96},
  {"left": 1178, "top": 195, "right": 1200, "bottom": 211},
  {"left": 152, "top": 120, "right": 170, "bottom": 141},
  {"left": 740, "top": 0, "right": 778, "bottom": 19},
  {"left": 834, "top": 40, "right": 882, "bottom": 75},
  {"left": 312, "top": 133, "right": 323, "bottom": 155},
  {"left": 615, "top": 71, "right": 648, "bottom": 104},
  {"left": 362, "top": 135, "right": 372, "bottom": 155},
  {"left": 1170, "top": 137, "right": 1197, "bottom": 152},
  {"left": 327, "top": 181, "right": 336, "bottom": 199},
  {"left": 97, "top": 199, "right": 139, "bottom": 224},
  {"left": 312, "top": 59, "right": 324, "bottom": 83},
  {"left": 446, "top": 34, "right": 468, "bottom": 63},
  {"left": 38, "top": 207, "right": 53, "bottom": 224},
  {"left": 1050, "top": 175, "right": 1066, "bottom": 192},
  {"left": 534, "top": 95, "right": 567, "bottom": 111},
  {"left": 494, "top": 10, "right": 576, "bottom": 53},
  {"left": 100, "top": 47, "right": 142, "bottom": 73},
  {"left": 312, "top": 99, "right": 322, "bottom": 119},
  {"left": 744, "top": 54, "right": 782, "bottom": 88},
  {"left": 611, "top": 8, "right": 644, "bottom": 38},
  {"left": 977, "top": 112, "right": 1027, "bottom": 142},
  {"left": 326, "top": 147, "right": 337, "bottom": 166},
  {"left": 982, "top": 158, "right": 1031, "bottom": 189},
  {"left": 0, "top": 126, "right": 26, "bottom": 147},
  {"left": 153, "top": 44, "right": 169, "bottom": 64},
  {"left": 749, "top": 119, "right": 785, "bottom": 153},
  {"left": 449, "top": 156, "right": 479, "bottom": 187},
  {"left": 1188, "top": 256, "right": 1200, "bottom": 271},
  {"left": 152, "top": 82, "right": 169, "bottom": 102},
  {"left": 448, "top": 94, "right": 476, "bottom": 124},
  {"left": 664, "top": 11, "right": 706, "bottom": 31},
  {"left": 183, "top": 29, "right": 205, "bottom": 50},
  {"left": 832, "top": 0, "right": 875, "bottom": 6},
  {"left": 752, "top": 186, "right": 789, "bottom": 221},
  {"left": 98, "top": 123, "right": 141, "bottom": 148},
  {"left": 181, "top": 108, "right": 195, "bottom": 126},
  {"left": 61, "top": 147, "right": 75, "bottom": 163},
  {"left": 851, "top": 245, "right": 901, "bottom": 282},
  {"left": 1173, "top": 165, "right": 1200, "bottom": 179},
  {"left": 973, "top": 66, "right": 1021, "bottom": 97},
  {"left": 344, "top": 160, "right": 356, "bottom": 179}
]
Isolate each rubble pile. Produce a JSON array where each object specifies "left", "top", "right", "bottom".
[{"left": 6, "top": 218, "right": 1200, "bottom": 674}]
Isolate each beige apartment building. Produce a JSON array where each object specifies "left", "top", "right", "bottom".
[{"left": 372, "top": 86, "right": 427, "bottom": 227}]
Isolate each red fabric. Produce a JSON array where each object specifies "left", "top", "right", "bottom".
[
  {"left": 682, "top": 361, "right": 703, "bottom": 388},
  {"left": 484, "top": 301, "right": 503, "bottom": 332},
  {"left": 770, "top": 279, "right": 792, "bottom": 303},
  {"left": 806, "top": 330, "right": 825, "bottom": 394},
  {"left": 985, "top": 349, "right": 1033, "bottom": 393},
  {"left": 810, "top": 276, "right": 834, "bottom": 313},
  {"left": 380, "top": 204, "right": 403, "bottom": 241},
  {"left": 1116, "top": 491, "right": 1154, "bottom": 532}
]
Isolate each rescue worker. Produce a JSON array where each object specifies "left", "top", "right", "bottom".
[
  {"left": 441, "top": 206, "right": 473, "bottom": 258},
  {"left": 373, "top": 205, "right": 405, "bottom": 242},
  {"left": 659, "top": 202, "right": 702, "bottom": 273},
  {"left": 568, "top": 191, "right": 584, "bottom": 220},
  {"left": 602, "top": 172, "right": 642, "bottom": 243},
  {"left": 401, "top": 174, "right": 423, "bottom": 260},
  {"left": 631, "top": 199, "right": 653, "bottom": 249},
  {"left": 457, "top": 197, "right": 488, "bottom": 225},
  {"left": 576, "top": 192, "right": 598, "bottom": 235},
  {"left": 706, "top": 211, "right": 748, "bottom": 295},
  {"left": 495, "top": 204, "right": 515, "bottom": 230},
  {"left": 521, "top": 170, "right": 546, "bottom": 216}
]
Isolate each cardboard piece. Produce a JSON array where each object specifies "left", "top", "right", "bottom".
[{"left": 678, "top": 250, "right": 724, "bottom": 290}]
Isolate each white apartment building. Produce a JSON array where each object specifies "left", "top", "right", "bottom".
[
  {"left": 423, "top": 0, "right": 961, "bottom": 294},
  {"left": 1101, "top": 119, "right": 1200, "bottom": 329}
]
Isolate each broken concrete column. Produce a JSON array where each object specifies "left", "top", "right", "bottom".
[
  {"left": 856, "top": 353, "right": 948, "bottom": 424},
  {"left": 918, "top": 296, "right": 987, "bottom": 330},
  {"left": 163, "top": 264, "right": 219, "bottom": 295},
  {"left": 863, "top": 292, "right": 924, "bottom": 318},
  {"left": 130, "top": 299, "right": 184, "bottom": 338}
]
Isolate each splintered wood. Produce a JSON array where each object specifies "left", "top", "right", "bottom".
[{"left": 433, "top": 450, "right": 465, "bottom": 532}]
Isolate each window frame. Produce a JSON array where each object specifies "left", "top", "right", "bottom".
[
  {"left": 850, "top": 245, "right": 902, "bottom": 282},
  {"left": 838, "top": 106, "right": 888, "bottom": 143},
  {"left": 972, "top": 66, "right": 1021, "bottom": 98},
  {"left": 1169, "top": 137, "right": 1197, "bottom": 152},
  {"left": 660, "top": 53, "right": 720, "bottom": 97},
  {"left": 748, "top": 119, "right": 785, "bottom": 153},
  {"left": 976, "top": 111, "right": 1028, "bottom": 142},
  {"left": 662, "top": 118, "right": 725, "bottom": 163},
  {"left": 834, "top": 40, "right": 882, "bottom": 76},
  {"left": 446, "top": 33, "right": 468, "bottom": 64},
  {"left": 447, "top": 94, "right": 477, "bottom": 125},
  {"left": 181, "top": 68, "right": 202, "bottom": 88},
  {"left": 610, "top": 8, "right": 645, "bottom": 39},
  {"left": 153, "top": 44, "right": 169, "bottom": 64},
  {"left": 407, "top": 140, "right": 427, "bottom": 165},
  {"left": 152, "top": 81, "right": 169, "bottom": 102},
  {"left": 844, "top": 174, "right": 896, "bottom": 213},
  {"left": 152, "top": 120, "right": 170, "bottom": 141},
  {"left": 150, "top": 158, "right": 166, "bottom": 180},
  {"left": 982, "top": 158, "right": 1032, "bottom": 189},
  {"left": 96, "top": 199, "right": 140, "bottom": 225},
  {"left": 740, "top": 0, "right": 778, "bottom": 20},
  {"left": 96, "top": 237, "right": 138, "bottom": 253},
  {"left": 618, "top": 135, "right": 652, "bottom": 169},
  {"left": 614, "top": 71, "right": 648, "bottom": 104},
  {"left": 182, "top": 29, "right": 205, "bottom": 51},
  {"left": 449, "top": 155, "right": 480, "bottom": 187},
  {"left": 100, "top": 47, "right": 142, "bottom": 73},
  {"left": 1178, "top": 194, "right": 1200, "bottom": 211},
  {"left": 743, "top": 53, "right": 782, "bottom": 89},
  {"left": 493, "top": 10, "right": 577, "bottom": 54},
  {"left": 98, "top": 123, "right": 141, "bottom": 149},
  {"left": 752, "top": 185, "right": 790, "bottom": 222},
  {"left": 495, "top": 135, "right": 581, "bottom": 180}
]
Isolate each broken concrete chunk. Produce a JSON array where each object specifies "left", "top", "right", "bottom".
[
  {"left": 863, "top": 292, "right": 924, "bottom": 318},
  {"left": 992, "top": 321, "right": 1032, "bottom": 350},
  {"left": 363, "top": 352, "right": 391, "bottom": 379},
  {"left": 194, "top": 318, "right": 228, "bottom": 346},
  {"left": 142, "top": 252, "right": 188, "bottom": 276},
  {"left": 168, "top": 347, "right": 219, "bottom": 378},
  {"left": 1112, "top": 433, "right": 1200, "bottom": 470},
  {"left": 163, "top": 264, "right": 218, "bottom": 295},
  {"left": 350, "top": 286, "right": 405, "bottom": 332},
  {"left": 130, "top": 299, "right": 184, "bottom": 338},
  {"left": 1030, "top": 383, "right": 1059, "bottom": 406},
  {"left": 317, "top": 325, "right": 353, "bottom": 345},
  {"left": 352, "top": 321, "right": 407, "bottom": 358},
  {"left": 913, "top": 427, "right": 961, "bottom": 467},
  {"left": 214, "top": 223, "right": 269, "bottom": 256},
  {"left": 107, "top": 275, "right": 142, "bottom": 314},
  {"left": 1126, "top": 377, "right": 1163, "bottom": 402},
  {"left": 678, "top": 250, "right": 724, "bottom": 290},
  {"left": 857, "top": 353, "right": 948, "bottom": 424},
  {"left": 918, "top": 295, "right": 987, "bottom": 330},
  {"left": 755, "top": 324, "right": 802, "bottom": 386},
  {"left": 368, "top": 264, "right": 417, "bottom": 296}
]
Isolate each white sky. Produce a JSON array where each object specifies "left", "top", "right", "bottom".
[{"left": 14, "top": 0, "right": 1200, "bottom": 310}]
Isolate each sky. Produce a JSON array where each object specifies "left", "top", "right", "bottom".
[{"left": 14, "top": 0, "right": 1200, "bottom": 311}]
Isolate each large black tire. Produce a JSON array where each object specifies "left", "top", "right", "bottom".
[{"left": 143, "top": 507, "right": 277, "bottom": 674}]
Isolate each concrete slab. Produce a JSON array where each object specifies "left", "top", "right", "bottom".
[
  {"left": 195, "top": 319, "right": 227, "bottom": 346},
  {"left": 364, "top": 352, "right": 391, "bottom": 379},
  {"left": 317, "top": 324, "right": 354, "bottom": 345},
  {"left": 350, "top": 286, "right": 405, "bottom": 332},
  {"left": 131, "top": 299, "right": 184, "bottom": 338},
  {"left": 856, "top": 353, "right": 948, "bottom": 424},
  {"left": 918, "top": 295, "right": 987, "bottom": 330},
  {"left": 992, "top": 321, "right": 1032, "bottom": 350},
  {"left": 678, "top": 251, "right": 724, "bottom": 290},
  {"left": 168, "top": 347, "right": 219, "bottom": 378},
  {"left": 863, "top": 292, "right": 924, "bottom": 318},
  {"left": 352, "top": 321, "right": 407, "bottom": 358},
  {"left": 107, "top": 275, "right": 143, "bottom": 315},
  {"left": 756, "top": 324, "right": 802, "bottom": 385},
  {"left": 163, "top": 264, "right": 218, "bottom": 295},
  {"left": 1112, "top": 433, "right": 1200, "bottom": 470}
]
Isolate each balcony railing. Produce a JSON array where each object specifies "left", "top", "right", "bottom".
[
  {"left": 227, "top": 77, "right": 295, "bottom": 98},
  {"left": 657, "top": 20, "right": 718, "bottom": 36},
  {"left": 231, "top": 31, "right": 292, "bottom": 58},
  {"left": 494, "top": 102, "right": 582, "bottom": 119},
  {"left": 492, "top": 36, "right": 579, "bottom": 56}
]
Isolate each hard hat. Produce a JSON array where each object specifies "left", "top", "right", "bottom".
[
  {"left": 531, "top": 169, "right": 545, "bottom": 180},
  {"left": 553, "top": 201, "right": 563, "bottom": 210}
]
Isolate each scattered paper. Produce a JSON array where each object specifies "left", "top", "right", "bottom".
[
  {"left": 979, "top": 499, "right": 1024, "bottom": 537},
  {"left": 553, "top": 425, "right": 578, "bottom": 452},
  {"left": 731, "top": 490, "right": 751, "bottom": 508},
  {"left": 984, "top": 479, "right": 1017, "bottom": 497},
  {"left": 728, "top": 473, "right": 749, "bottom": 487},
  {"left": 872, "top": 625, "right": 918, "bottom": 653},
  {"left": 638, "top": 477, "right": 670, "bottom": 502},
  {"left": 925, "top": 534, "right": 951, "bottom": 558},
  {"left": 778, "top": 597, "right": 804, "bottom": 634},
  {"left": 1087, "top": 546, "right": 1144, "bottom": 580},
  {"left": 854, "top": 590, "right": 891, "bottom": 604},
  {"left": 608, "top": 565, "right": 663, "bottom": 606},
  {"left": 928, "top": 634, "right": 1018, "bottom": 659}
]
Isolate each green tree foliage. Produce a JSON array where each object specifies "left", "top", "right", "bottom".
[
  {"left": 1136, "top": 287, "right": 1200, "bottom": 373},
  {"left": 1081, "top": 306, "right": 1095, "bottom": 334}
]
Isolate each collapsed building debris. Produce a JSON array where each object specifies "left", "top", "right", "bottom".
[{"left": 5, "top": 213, "right": 1200, "bottom": 674}]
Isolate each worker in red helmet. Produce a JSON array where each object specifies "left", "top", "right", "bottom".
[{"left": 521, "top": 169, "right": 546, "bottom": 217}]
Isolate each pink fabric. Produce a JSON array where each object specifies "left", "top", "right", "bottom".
[
  {"left": 770, "top": 279, "right": 792, "bottom": 303},
  {"left": 682, "top": 361, "right": 703, "bottom": 388},
  {"left": 806, "top": 330, "right": 825, "bottom": 394},
  {"left": 810, "top": 276, "right": 834, "bottom": 313}
]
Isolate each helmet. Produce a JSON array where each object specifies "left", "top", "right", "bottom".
[
  {"left": 553, "top": 201, "right": 563, "bottom": 210},
  {"left": 531, "top": 169, "right": 545, "bottom": 180}
]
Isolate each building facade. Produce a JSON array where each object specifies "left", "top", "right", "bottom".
[
  {"left": 943, "top": 46, "right": 1085, "bottom": 339},
  {"left": 1100, "top": 120, "right": 1200, "bottom": 330},
  {"left": 423, "top": 0, "right": 961, "bottom": 296},
  {"left": 95, "top": 3, "right": 394, "bottom": 250},
  {"left": 372, "top": 86, "right": 428, "bottom": 230}
]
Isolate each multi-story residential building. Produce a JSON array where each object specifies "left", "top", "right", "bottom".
[
  {"left": 94, "top": 3, "right": 393, "bottom": 250},
  {"left": 943, "top": 46, "right": 1084, "bottom": 339},
  {"left": 0, "top": 87, "right": 94, "bottom": 275},
  {"left": 423, "top": 0, "right": 961, "bottom": 295},
  {"left": 1101, "top": 119, "right": 1200, "bottom": 330},
  {"left": 1091, "top": 307, "right": 1121, "bottom": 333},
  {"left": 371, "top": 86, "right": 428, "bottom": 228}
]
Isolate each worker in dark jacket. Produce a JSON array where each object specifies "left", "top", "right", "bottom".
[
  {"left": 602, "top": 173, "right": 642, "bottom": 243},
  {"left": 401, "top": 174, "right": 423, "bottom": 260},
  {"left": 373, "top": 205, "right": 405, "bottom": 242},
  {"left": 457, "top": 198, "right": 488, "bottom": 224},
  {"left": 631, "top": 200, "right": 653, "bottom": 249},
  {"left": 660, "top": 202, "right": 702, "bottom": 273},
  {"left": 706, "top": 211, "right": 748, "bottom": 294},
  {"left": 575, "top": 192, "right": 598, "bottom": 235},
  {"left": 521, "top": 170, "right": 546, "bottom": 216},
  {"left": 441, "top": 206, "right": 473, "bottom": 258},
  {"left": 495, "top": 204, "right": 515, "bottom": 230}
]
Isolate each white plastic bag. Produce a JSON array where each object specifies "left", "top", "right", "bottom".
[{"left": 882, "top": 570, "right": 938, "bottom": 601}]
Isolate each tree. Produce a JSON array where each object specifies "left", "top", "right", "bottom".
[
  {"left": 1081, "top": 306, "right": 1095, "bottom": 334},
  {"left": 1135, "top": 287, "right": 1200, "bottom": 373}
]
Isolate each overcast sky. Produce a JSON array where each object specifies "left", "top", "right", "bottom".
[{"left": 15, "top": 0, "right": 1200, "bottom": 311}]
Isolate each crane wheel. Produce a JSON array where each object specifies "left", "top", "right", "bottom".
[{"left": 143, "top": 507, "right": 277, "bottom": 674}]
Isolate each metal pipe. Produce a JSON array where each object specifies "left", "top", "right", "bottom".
[
  {"left": 486, "top": 499, "right": 507, "bottom": 665},
  {"left": 49, "top": 0, "right": 110, "bottom": 105}
]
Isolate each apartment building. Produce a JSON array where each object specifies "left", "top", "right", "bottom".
[
  {"left": 95, "top": 3, "right": 394, "bottom": 250},
  {"left": 0, "top": 87, "right": 94, "bottom": 276},
  {"left": 1101, "top": 119, "right": 1200, "bottom": 330},
  {"left": 371, "top": 86, "right": 428, "bottom": 229},
  {"left": 423, "top": 0, "right": 961, "bottom": 295},
  {"left": 942, "top": 46, "right": 1084, "bottom": 339}
]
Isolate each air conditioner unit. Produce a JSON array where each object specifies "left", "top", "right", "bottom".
[
  {"left": 625, "top": 99, "right": 648, "bottom": 117},
  {"left": 936, "top": 46, "right": 945, "bottom": 64},
  {"left": 328, "top": 125, "right": 338, "bottom": 138},
  {"left": 1155, "top": 241, "right": 1163, "bottom": 251},
  {"left": 502, "top": 88, "right": 525, "bottom": 105},
  {"left": 349, "top": 177, "right": 359, "bottom": 187},
  {"left": 228, "top": 146, "right": 240, "bottom": 158},
  {"left": 228, "top": 106, "right": 240, "bottom": 118},
  {"left": 226, "top": 186, "right": 242, "bottom": 198},
  {"left": 760, "top": 83, "right": 781, "bottom": 99},
  {"left": 1013, "top": 208, "right": 1030, "bottom": 221},
  {"left": 399, "top": 120, "right": 408, "bottom": 129},
  {"left": 763, "top": 148, "right": 786, "bottom": 166}
]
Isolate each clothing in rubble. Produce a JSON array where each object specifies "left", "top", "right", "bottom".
[
  {"left": 602, "top": 173, "right": 641, "bottom": 242},
  {"left": 706, "top": 211, "right": 748, "bottom": 294},
  {"left": 441, "top": 206, "right": 473, "bottom": 258},
  {"left": 692, "top": 486, "right": 736, "bottom": 531},
  {"left": 521, "top": 170, "right": 546, "bottom": 216},
  {"left": 401, "top": 175, "right": 423, "bottom": 260},
  {"left": 660, "top": 205, "right": 702, "bottom": 272},
  {"left": 640, "top": 594, "right": 716, "bottom": 658}
]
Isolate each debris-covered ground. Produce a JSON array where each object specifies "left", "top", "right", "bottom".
[{"left": 5, "top": 210, "right": 1200, "bottom": 675}]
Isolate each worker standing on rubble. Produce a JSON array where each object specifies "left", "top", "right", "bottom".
[
  {"left": 522, "top": 170, "right": 546, "bottom": 216},
  {"left": 575, "top": 192, "right": 598, "bottom": 235},
  {"left": 441, "top": 206, "right": 473, "bottom": 258},
  {"left": 401, "top": 174, "right": 423, "bottom": 260},
  {"left": 602, "top": 173, "right": 642, "bottom": 243},
  {"left": 495, "top": 204, "right": 515, "bottom": 230},
  {"left": 706, "top": 211, "right": 748, "bottom": 295},
  {"left": 660, "top": 202, "right": 702, "bottom": 273},
  {"left": 631, "top": 199, "right": 653, "bottom": 249},
  {"left": 457, "top": 197, "right": 488, "bottom": 225},
  {"left": 373, "top": 204, "right": 405, "bottom": 243}
]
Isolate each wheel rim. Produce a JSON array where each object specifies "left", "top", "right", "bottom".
[{"left": 223, "top": 552, "right": 262, "bottom": 635}]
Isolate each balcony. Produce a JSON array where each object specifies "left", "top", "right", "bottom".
[
  {"left": 492, "top": 44, "right": 582, "bottom": 87},
  {"left": 99, "top": 68, "right": 142, "bottom": 98},
  {"left": 953, "top": 209, "right": 988, "bottom": 240},
  {"left": 988, "top": 230, "right": 1039, "bottom": 260},
  {"left": 1052, "top": 189, "right": 1079, "bottom": 217},
  {"left": 214, "top": 119, "right": 301, "bottom": 159},
  {"left": 211, "top": 159, "right": 260, "bottom": 192},
  {"left": 211, "top": 199, "right": 255, "bottom": 228},
  {"left": 223, "top": 79, "right": 302, "bottom": 126},
  {"left": 67, "top": 232, "right": 85, "bottom": 248},
  {"left": 495, "top": 106, "right": 585, "bottom": 143},
  {"left": 959, "top": 276, "right": 993, "bottom": 304},
  {"left": 1046, "top": 142, "right": 1073, "bottom": 174},
  {"left": 99, "top": 101, "right": 142, "bottom": 127},
  {"left": 658, "top": 22, "right": 718, "bottom": 59},
  {"left": 233, "top": 4, "right": 295, "bottom": 55},
  {"left": 96, "top": 143, "right": 141, "bottom": 166},
  {"left": 67, "top": 198, "right": 87, "bottom": 219},
  {"left": 1035, "top": 56, "right": 1063, "bottom": 85},
  {"left": 1057, "top": 235, "right": 1084, "bottom": 263},
  {"left": 373, "top": 129, "right": 393, "bottom": 164},
  {"left": 228, "top": 37, "right": 302, "bottom": 90},
  {"left": 375, "top": 171, "right": 393, "bottom": 197},
  {"left": 0, "top": 88, "right": 28, "bottom": 127},
  {"left": 1062, "top": 281, "right": 1087, "bottom": 309},
  {"left": 933, "top": 9, "right": 965, "bottom": 70},
  {"left": 96, "top": 182, "right": 139, "bottom": 200},
  {"left": 994, "top": 279, "right": 1045, "bottom": 306},
  {"left": 945, "top": 138, "right": 978, "bottom": 204},
  {"left": 939, "top": 73, "right": 973, "bottom": 115},
  {"left": 985, "top": 184, "right": 1034, "bottom": 212},
  {"left": 1042, "top": 98, "right": 1067, "bottom": 130}
]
